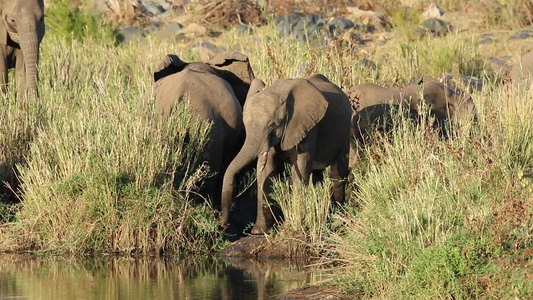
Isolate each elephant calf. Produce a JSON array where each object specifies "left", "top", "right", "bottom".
[
  {"left": 142, "top": 51, "right": 255, "bottom": 207},
  {"left": 346, "top": 77, "right": 476, "bottom": 163},
  {"left": 220, "top": 74, "right": 352, "bottom": 234}
]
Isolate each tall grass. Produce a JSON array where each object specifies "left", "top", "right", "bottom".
[{"left": 0, "top": 31, "right": 224, "bottom": 255}]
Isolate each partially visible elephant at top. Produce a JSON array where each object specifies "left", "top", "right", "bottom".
[
  {"left": 220, "top": 74, "right": 352, "bottom": 234},
  {"left": 142, "top": 51, "right": 255, "bottom": 207},
  {"left": 0, "top": 0, "right": 45, "bottom": 98},
  {"left": 510, "top": 50, "right": 533, "bottom": 84},
  {"left": 346, "top": 77, "right": 476, "bottom": 163}
]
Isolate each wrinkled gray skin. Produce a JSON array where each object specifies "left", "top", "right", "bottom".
[
  {"left": 143, "top": 52, "right": 255, "bottom": 207},
  {"left": 346, "top": 77, "right": 476, "bottom": 164},
  {"left": 0, "top": 0, "right": 45, "bottom": 98},
  {"left": 220, "top": 74, "right": 352, "bottom": 234}
]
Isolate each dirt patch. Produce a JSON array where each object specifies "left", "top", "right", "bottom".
[
  {"left": 195, "top": 0, "right": 264, "bottom": 28},
  {"left": 219, "top": 235, "right": 309, "bottom": 259}
]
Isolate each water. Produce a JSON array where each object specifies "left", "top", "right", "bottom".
[{"left": 0, "top": 254, "right": 329, "bottom": 300}]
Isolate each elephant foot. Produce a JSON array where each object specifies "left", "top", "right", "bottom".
[{"left": 251, "top": 225, "right": 268, "bottom": 235}]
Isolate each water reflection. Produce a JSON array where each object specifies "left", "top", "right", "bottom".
[{"left": 0, "top": 254, "right": 328, "bottom": 299}]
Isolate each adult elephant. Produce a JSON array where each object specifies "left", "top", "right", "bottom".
[
  {"left": 0, "top": 0, "right": 45, "bottom": 98},
  {"left": 143, "top": 51, "right": 255, "bottom": 207},
  {"left": 220, "top": 74, "right": 352, "bottom": 234}
]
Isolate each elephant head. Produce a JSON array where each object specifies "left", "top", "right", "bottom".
[
  {"left": 416, "top": 77, "right": 476, "bottom": 122},
  {"left": 207, "top": 51, "right": 256, "bottom": 106},
  {"left": 220, "top": 78, "right": 329, "bottom": 227},
  {"left": 0, "top": 0, "right": 45, "bottom": 96},
  {"left": 152, "top": 51, "right": 255, "bottom": 107}
]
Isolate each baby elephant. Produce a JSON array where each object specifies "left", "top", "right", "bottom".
[
  {"left": 142, "top": 51, "right": 255, "bottom": 207},
  {"left": 220, "top": 74, "right": 352, "bottom": 234},
  {"left": 346, "top": 77, "right": 476, "bottom": 163}
]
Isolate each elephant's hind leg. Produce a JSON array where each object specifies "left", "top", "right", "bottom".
[{"left": 328, "top": 149, "right": 349, "bottom": 206}]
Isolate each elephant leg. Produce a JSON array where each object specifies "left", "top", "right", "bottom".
[
  {"left": 291, "top": 131, "right": 316, "bottom": 185},
  {"left": 252, "top": 148, "right": 277, "bottom": 235},
  {"left": 0, "top": 48, "right": 8, "bottom": 94},
  {"left": 14, "top": 50, "right": 26, "bottom": 99},
  {"left": 206, "top": 126, "right": 225, "bottom": 208},
  {"left": 328, "top": 145, "right": 349, "bottom": 206}
]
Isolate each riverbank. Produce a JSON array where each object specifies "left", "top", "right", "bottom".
[{"left": 0, "top": 1, "right": 532, "bottom": 298}]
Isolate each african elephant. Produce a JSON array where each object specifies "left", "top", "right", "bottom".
[
  {"left": 346, "top": 77, "right": 475, "bottom": 163},
  {"left": 220, "top": 74, "right": 352, "bottom": 234},
  {"left": 0, "top": 0, "right": 45, "bottom": 98},
  {"left": 346, "top": 77, "right": 475, "bottom": 120},
  {"left": 510, "top": 50, "right": 533, "bottom": 83},
  {"left": 143, "top": 51, "right": 255, "bottom": 207}
]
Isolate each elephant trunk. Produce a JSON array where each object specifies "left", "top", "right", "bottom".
[
  {"left": 220, "top": 132, "right": 264, "bottom": 227},
  {"left": 18, "top": 17, "right": 40, "bottom": 97}
]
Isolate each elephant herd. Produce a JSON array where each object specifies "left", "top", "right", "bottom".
[
  {"left": 142, "top": 51, "right": 479, "bottom": 235},
  {"left": 0, "top": 0, "right": 530, "bottom": 235}
]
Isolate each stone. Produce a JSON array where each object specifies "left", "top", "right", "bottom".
[
  {"left": 422, "top": 2, "right": 443, "bottom": 19},
  {"left": 275, "top": 13, "right": 326, "bottom": 43},
  {"left": 236, "top": 25, "right": 254, "bottom": 35},
  {"left": 118, "top": 27, "right": 146, "bottom": 44},
  {"left": 327, "top": 17, "right": 355, "bottom": 37},
  {"left": 346, "top": 6, "right": 389, "bottom": 30},
  {"left": 141, "top": 1, "right": 167, "bottom": 17},
  {"left": 418, "top": 18, "right": 451, "bottom": 37},
  {"left": 508, "top": 30, "right": 533, "bottom": 41},
  {"left": 478, "top": 38, "right": 492, "bottom": 45}
]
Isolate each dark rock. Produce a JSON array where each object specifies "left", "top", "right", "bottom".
[
  {"left": 478, "top": 38, "right": 492, "bottom": 45},
  {"left": 119, "top": 27, "right": 146, "bottom": 44},
  {"left": 326, "top": 17, "right": 354, "bottom": 37},
  {"left": 166, "top": 22, "right": 183, "bottom": 33},
  {"left": 236, "top": 25, "right": 254, "bottom": 34},
  {"left": 418, "top": 18, "right": 451, "bottom": 37},
  {"left": 141, "top": 1, "right": 168, "bottom": 17},
  {"left": 275, "top": 13, "right": 326, "bottom": 43},
  {"left": 508, "top": 30, "right": 533, "bottom": 41}
]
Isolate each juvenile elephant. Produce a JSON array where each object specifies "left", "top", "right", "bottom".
[
  {"left": 0, "top": 0, "right": 45, "bottom": 98},
  {"left": 346, "top": 77, "right": 476, "bottom": 163},
  {"left": 143, "top": 51, "right": 255, "bottom": 207},
  {"left": 510, "top": 50, "right": 533, "bottom": 83},
  {"left": 220, "top": 74, "right": 352, "bottom": 234},
  {"left": 346, "top": 77, "right": 475, "bottom": 120}
]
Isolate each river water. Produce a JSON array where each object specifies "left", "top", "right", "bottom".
[{"left": 0, "top": 254, "right": 329, "bottom": 300}]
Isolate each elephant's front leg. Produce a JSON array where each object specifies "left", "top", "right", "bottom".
[
  {"left": 291, "top": 132, "right": 316, "bottom": 185},
  {"left": 252, "top": 148, "right": 277, "bottom": 235},
  {"left": 0, "top": 48, "right": 8, "bottom": 94}
]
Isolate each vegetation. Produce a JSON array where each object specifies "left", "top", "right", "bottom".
[{"left": 0, "top": 0, "right": 531, "bottom": 298}]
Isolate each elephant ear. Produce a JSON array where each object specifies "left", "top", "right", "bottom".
[
  {"left": 247, "top": 78, "right": 265, "bottom": 98},
  {"left": 153, "top": 54, "right": 187, "bottom": 82},
  {"left": 207, "top": 51, "right": 256, "bottom": 106},
  {"left": 279, "top": 79, "right": 328, "bottom": 151}
]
